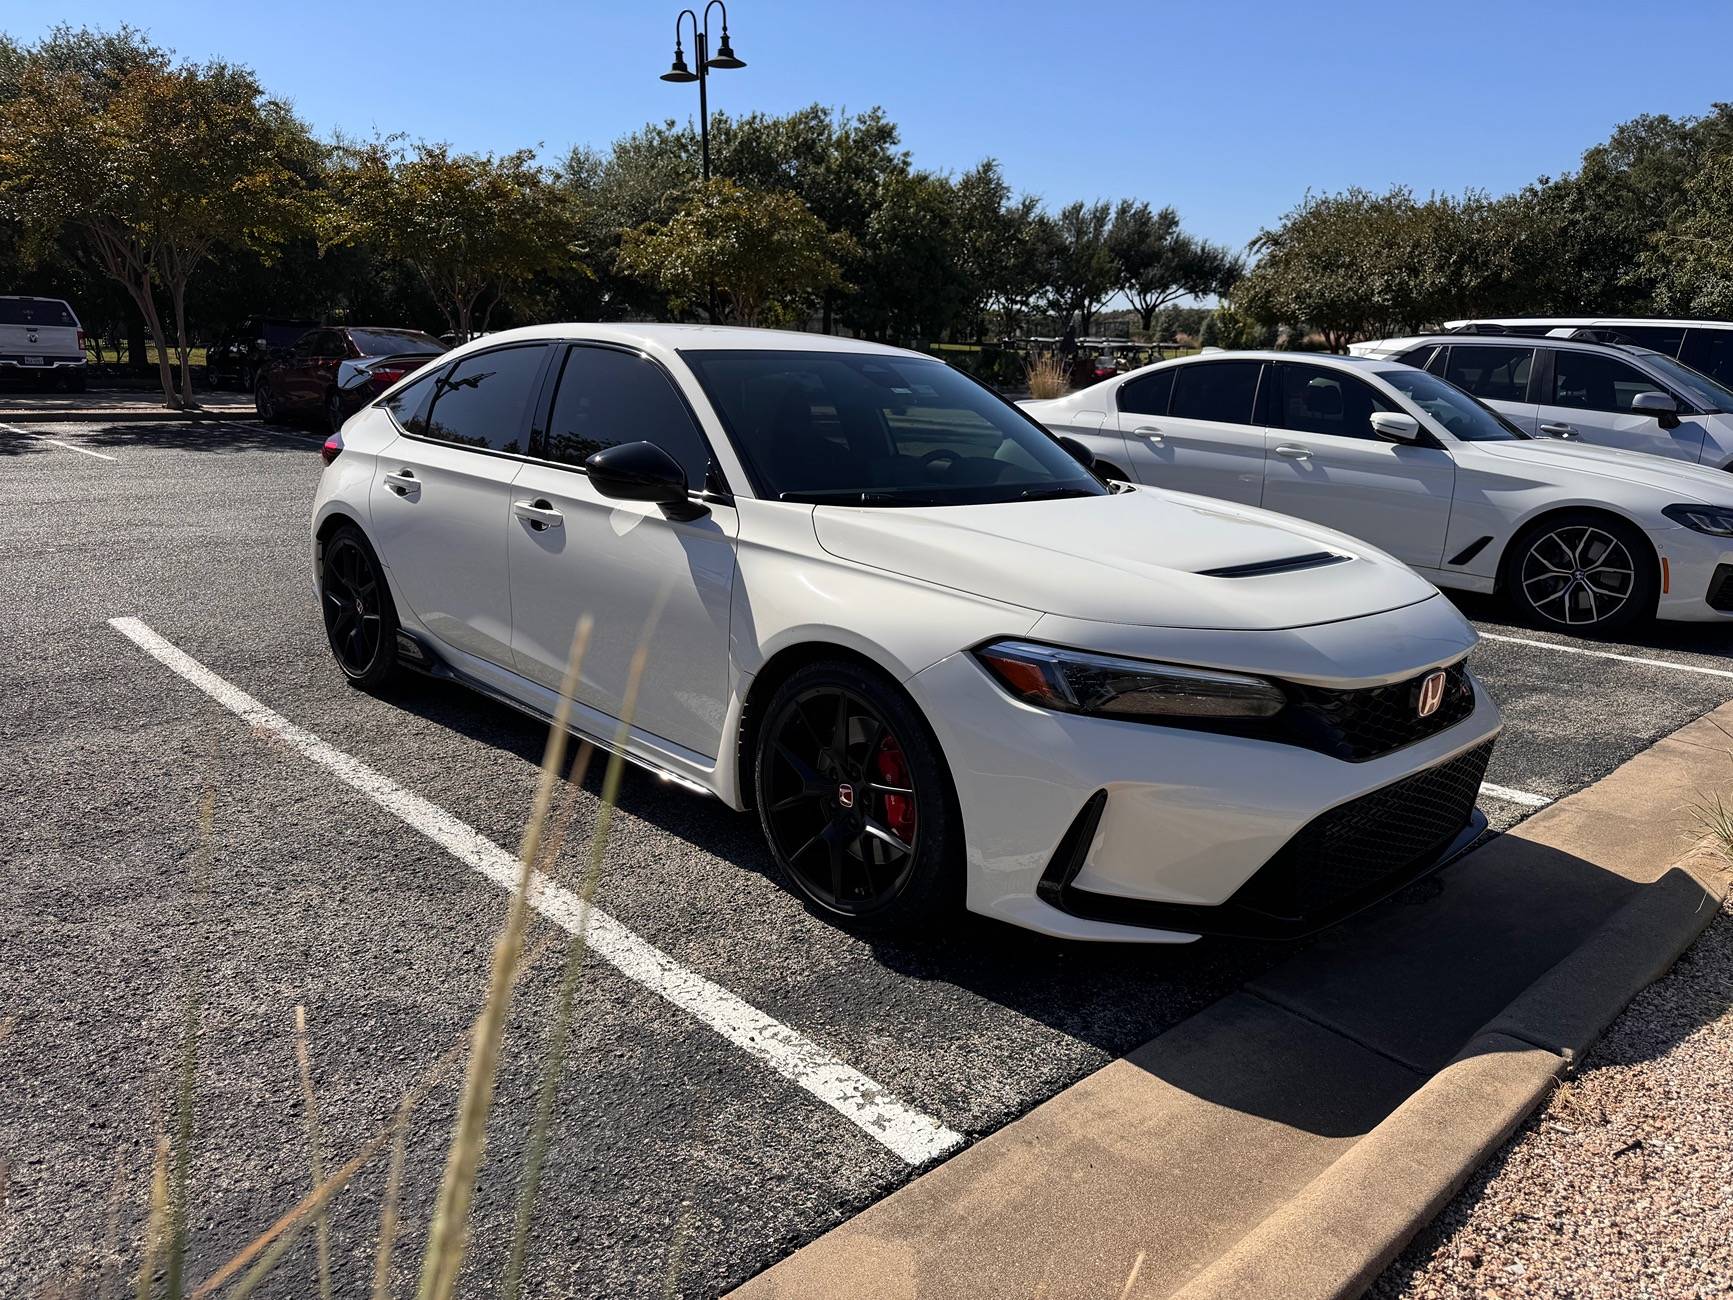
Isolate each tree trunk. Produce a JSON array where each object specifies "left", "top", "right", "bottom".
[
  {"left": 127, "top": 306, "right": 148, "bottom": 374},
  {"left": 169, "top": 276, "right": 196, "bottom": 410}
]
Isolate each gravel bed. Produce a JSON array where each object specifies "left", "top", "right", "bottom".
[{"left": 1374, "top": 899, "right": 1733, "bottom": 1300}]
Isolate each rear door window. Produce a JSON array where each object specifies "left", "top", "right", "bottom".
[
  {"left": 1443, "top": 345, "right": 1533, "bottom": 403},
  {"left": 422, "top": 345, "right": 549, "bottom": 455},
  {"left": 541, "top": 345, "right": 712, "bottom": 485},
  {"left": 1118, "top": 367, "right": 1175, "bottom": 417},
  {"left": 1607, "top": 325, "right": 1684, "bottom": 355},
  {"left": 1681, "top": 329, "right": 1733, "bottom": 388},
  {"left": 1169, "top": 361, "right": 1263, "bottom": 425}
]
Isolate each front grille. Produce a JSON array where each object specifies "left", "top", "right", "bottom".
[
  {"left": 1708, "top": 563, "right": 1733, "bottom": 612},
  {"left": 1282, "top": 660, "right": 1476, "bottom": 763},
  {"left": 1231, "top": 738, "right": 1494, "bottom": 925}
]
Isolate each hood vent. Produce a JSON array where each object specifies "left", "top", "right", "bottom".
[{"left": 1199, "top": 551, "right": 1351, "bottom": 579}]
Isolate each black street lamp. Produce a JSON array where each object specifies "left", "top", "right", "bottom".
[{"left": 659, "top": 2, "right": 746, "bottom": 183}]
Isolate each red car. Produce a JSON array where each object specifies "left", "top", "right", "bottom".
[{"left": 255, "top": 326, "right": 446, "bottom": 431}]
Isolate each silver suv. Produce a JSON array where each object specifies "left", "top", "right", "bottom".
[{"left": 1353, "top": 329, "right": 1733, "bottom": 468}]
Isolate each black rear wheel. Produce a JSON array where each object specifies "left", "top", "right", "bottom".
[
  {"left": 320, "top": 525, "right": 400, "bottom": 689},
  {"left": 754, "top": 661, "right": 960, "bottom": 931}
]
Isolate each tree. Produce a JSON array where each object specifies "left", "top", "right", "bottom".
[
  {"left": 324, "top": 140, "right": 586, "bottom": 342},
  {"left": 616, "top": 178, "right": 851, "bottom": 326},
  {"left": 1107, "top": 200, "right": 1242, "bottom": 333},
  {"left": 1045, "top": 200, "right": 1118, "bottom": 333},
  {"left": 1649, "top": 151, "right": 1733, "bottom": 317},
  {"left": 845, "top": 170, "right": 967, "bottom": 344},
  {"left": 0, "top": 27, "right": 312, "bottom": 406}
]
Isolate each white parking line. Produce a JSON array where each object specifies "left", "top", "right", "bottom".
[
  {"left": 0, "top": 422, "right": 117, "bottom": 460},
  {"left": 108, "top": 616, "right": 963, "bottom": 1167},
  {"left": 1479, "top": 781, "right": 1553, "bottom": 809},
  {"left": 1478, "top": 630, "right": 1733, "bottom": 681}
]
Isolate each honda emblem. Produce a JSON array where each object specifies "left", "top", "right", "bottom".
[{"left": 1416, "top": 670, "right": 1448, "bottom": 719}]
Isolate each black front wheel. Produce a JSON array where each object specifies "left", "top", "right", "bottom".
[
  {"left": 1505, "top": 510, "right": 1656, "bottom": 634},
  {"left": 324, "top": 389, "right": 345, "bottom": 434},
  {"left": 320, "top": 525, "right": 400, "bottom": 690},
  {"left": 753, "top": 661, "right": 961, "bottom": 932},
  {"left": 255, "top": 377, "right": 280, "bottom": 424}
]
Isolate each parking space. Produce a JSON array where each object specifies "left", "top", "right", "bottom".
[{"left": 5, "top": 417, "right": 1732, "bottom": 1296}]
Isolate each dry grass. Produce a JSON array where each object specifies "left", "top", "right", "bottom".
[{"left": 1025, "top": 352, "right": 1071, "bottom": 399}]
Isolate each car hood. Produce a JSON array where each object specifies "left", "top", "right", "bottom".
[
  {"left": 1463, "top": 438, "right": 1733, "bottom": 502},
  {"left": 811, "top": 487, "right": 1440, "bottom": 631}
]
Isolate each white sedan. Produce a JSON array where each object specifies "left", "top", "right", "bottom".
[
  {"left": 1024, "top": 351, "right": 1733, "bottom": 633},
  {"left": 312, "top": 326, "right": 1499, "bottom": 943}
]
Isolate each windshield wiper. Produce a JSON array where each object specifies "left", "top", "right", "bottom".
[{"left": 779, "top": 489, "right": 943, "bottom": 507}]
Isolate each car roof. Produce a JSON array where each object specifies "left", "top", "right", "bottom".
[
  {"left": 1152, "top": 349, "right": 1395, "bottom": 371},
  {"left": 1395, "top": 333, "right": 1656, "bottom": 359},
  {"left": 1444, "top": 316, "right": 1726, "bottom": 330},
  {"left": 445, "top": 322, "right": 928, "bottom": 360},
  {"left": 0, "top": 294, "right": 73, "bottom": 305}
]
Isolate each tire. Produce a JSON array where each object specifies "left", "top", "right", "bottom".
[
  {"left": 64, "top": 370, "right": 86, "bottom": 393},
  {"left": 255, "top": 376, "right": 281, "bottom": 424},
  {"left": 319, "top": 524, "right": 401, "bottom": 690},
  {"left": 1503, "top": 510, "right": 1656, "bottom": 635},
  {"left": 752, "top": 659, "right": 962, "bottom": 933},
  {"left": 324, "top": 388, "right": 344, "bottom": 435}
]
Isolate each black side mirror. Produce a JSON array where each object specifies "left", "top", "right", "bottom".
[
  {"left": 585, "top": 441, "right": 708, "bottom": 521},
  {"left": 1057, "top": 434, "right": 1096, "bottom": 468}
]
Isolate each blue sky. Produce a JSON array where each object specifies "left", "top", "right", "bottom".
[{"left": 13, "top": 1, "right": 1733, "bottom": 252}]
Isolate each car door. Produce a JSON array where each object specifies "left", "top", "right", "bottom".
[
  {"left": 1535, "top": 347, "right": 1706, "bottom": 462},
  {"left": 509, "top": 343, "right": 738, "bottom": 760},
  {"left": 1116, "top": 359, "right": 1267, "bottom": 505},
  {"left": 1259, "top": 361, "right": 1456, "bottom": 570},
  {"left": 1440, "top": 343, "right": 1539, "bottom": 434},
  {"left": 274, "top": 330, "right": 321, "bottom": 407},
  {"left": 367, "top": 344, "right": 552, "bottom": 669}
]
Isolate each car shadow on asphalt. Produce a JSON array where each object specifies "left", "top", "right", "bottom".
[
  {"left": 71, "top": 420, "right": 319, "bottom": 454},
  {"left": 1446, "top": 589, "right": 1733, "bottom": 658}
]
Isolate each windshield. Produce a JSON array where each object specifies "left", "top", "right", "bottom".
[
  {"left": 1378, "top": 367, "right": 1528, "bottom": 442},
  {"left": 1627, "top": 348, "right": 1733, "bottom": 413},
  {"left": 681, "top": 349, "right": 1107, "bottom": 506},
  {"left": 348, "top": 328, "right": 446, "bottom": 357}
]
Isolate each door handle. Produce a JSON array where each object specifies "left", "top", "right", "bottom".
[
  {"left": 513, "top": 498, "right": 564, "bottom": 531},
  {"left": 1274, "top": 444, "right": 1312, "bottom": 459},
  {"left": 1539, "top": 423, "right": 1577, "bottom": 438},
  {"left": 1133, "top": 424, "right": 1164, "bottom": 445},
  {"left": 383, "top": 470, "right": 418, "bottom": 496}
]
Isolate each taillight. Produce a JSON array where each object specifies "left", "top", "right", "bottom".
[
  {"left": 77, "top": 329, "right": 85, "bottom": 353},
  {"left": 321, "top": 431, "right": 343, "bottom": 466},
  {"left": 369, "top": 367, "right": 407, "bottom": 389}
]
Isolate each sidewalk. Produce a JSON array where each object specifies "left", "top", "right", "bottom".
[{"left": 0, "top": 389, "right": 255, "bottom": 423}]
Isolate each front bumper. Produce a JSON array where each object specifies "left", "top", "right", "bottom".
[
  {"left": 1651, "top": 526, "right": 1733, "bottom": 620},
  {"left": 910, "top": 643, "right": 1502, "bottom": 944}
]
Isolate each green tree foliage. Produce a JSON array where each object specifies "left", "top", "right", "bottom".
[
  {"left": 0, "top": 25, "right": 312, "bottom": 405},
  {"left": 1650, "top": 152, "right": 1733, "bottom": 317},
  {"left": 1108, "top": 200, "right": 1241, "bottom": 332},
  {"left": 1044, "top": 200, "right": 1118, "bottom": 333},
  {"left": 616, "top": 177, "right": 851, "bottom": 326},
  {"left": 322, "top": 140, "right": 586, "bottom": 342}
]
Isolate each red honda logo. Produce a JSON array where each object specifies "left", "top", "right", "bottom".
[
  {"left": 836, "top": 783, "right": 855, "bottom": 809},
  {"left": 1417, "top": 670, "right": 1448, "bottom": 719}
]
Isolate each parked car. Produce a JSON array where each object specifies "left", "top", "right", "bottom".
[
  {"left": 311, "top": 325, "right": 1500, "bottom": 942},
  {"left": 1389, "top": 318, "right": 1733, "bottom": 390},
  {"left": 257, "top": 326, "right": 446, "bottom": 431},
  {"left": 1025, "top": 351, "right": 1733, "bottom": 633},
  {"left": 0, "top": 295, "right": 85, "bottom": 391},
  {"left": 1350, "top": 331, "right": 1733, "bottom": 469},
  {"left": 203, "top": 317, "right": 318, "bottom": 391}
]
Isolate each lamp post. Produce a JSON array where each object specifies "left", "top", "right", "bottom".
[{"left": 659, "top": 2, "right": 746, "bottom": 183}]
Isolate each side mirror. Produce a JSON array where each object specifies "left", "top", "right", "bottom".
[
  {"left": 1057, "top": 434, "right": 1096, "bottom": 468},
  {"left": 1632, "top": 390, "right": 1681, "bottom": 428},
  {"left": 1370, "top": 411, "right": 1424, "bottom": 445},
  {"left": 585, "top": 441, "right": 708, "bottom": 521}
]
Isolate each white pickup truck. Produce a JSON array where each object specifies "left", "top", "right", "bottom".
[{"left": 0, "top": 295, "right": 86, "bottom": 390}]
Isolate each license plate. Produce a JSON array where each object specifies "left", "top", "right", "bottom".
[{"left": 22, "top": 356, "right": 43, "bottom": 366}]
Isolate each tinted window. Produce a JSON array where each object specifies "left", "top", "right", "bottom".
[
  {"left": 1608, "top": 325, "right": 1684, "bottom": 355},
  {"left": 1169, "top": 361, "right": 1261, "bottom": 424},
  {"left": 313, "top": 330, "right": 348, "bottom": 359},
  {"left": 1379, "top": 368, "right": 1526, "bottom": 442},
  {"left": 682, "top": 349, "right": 1104, "bottom": 506},
  {"left": 1274, "top": 363, "right": 1392, "bottom": 439},
  {"left": 1443, "top": 345, "right": 1533, "bottom": 402},
  {"left": 1682, "top": 330, "right": 1733, "bottom": 390},
  {"left": 422, "top": 345, "right": 547, "bottom": 454},
  {"left": 379, "top": 366, "right": 444, "bottom": 434},
  {"left": 1118, "top": 367, "right": 1175, "bottom": 416},
  {"left": 1394, "top": 344, "right": 1436, "bottom": 371},
  {"left": 0, "top": 298, "right": 76, "bottom": 326},
  {"left": 291, "top": 332, "right": 321, "bottom": 357},
  {"left": 1551, "top": 351, "right": 1665, "bottom": 413},
  {"left": 543, "top": 346, "right": 712, "bottom": 485},
  {"left": 348, "top": 328, "right": 446, "bottom": 357}
]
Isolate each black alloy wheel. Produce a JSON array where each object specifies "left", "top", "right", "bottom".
[
  {"left": 255, "top": 375, "right": 279, "bottom": 424},
  {"left": 1507, "top": 510, "right": 1655, "bottom": 634},
  {"left": 325, "top": 388, "right": 344, "bottom": 434},
  {"left": 754, "top": 661, "right": 960, "bottom": 931},
  {"left": 320, "top": 525, "right": 400, "bottom": 689}
]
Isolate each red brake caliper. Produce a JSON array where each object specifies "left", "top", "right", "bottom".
[{"left": 875, "top": 733, "right": 916, "bottom": 843}]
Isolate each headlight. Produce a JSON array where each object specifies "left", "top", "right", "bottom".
[
  {"left": 1663, "top": 503, "right": 1733, "bottom": 537},
  {"left": 972, "top": 639, "right": 1287, "bottom": 721}
]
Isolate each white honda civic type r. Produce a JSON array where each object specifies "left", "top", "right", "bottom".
[
  {"left": 1025, "top": 351, "right": 1733, "bottom": 634},
  {"left": 311, "top": 325, "right": 1500, "bottom": 943}
]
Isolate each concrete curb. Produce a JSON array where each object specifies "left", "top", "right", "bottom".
[
  {"left": 1169, "top": 855, "right": 1731, "bottom": 1300},
  {"left": 0, "top": 407, "right": 256, "bottom": 424}
]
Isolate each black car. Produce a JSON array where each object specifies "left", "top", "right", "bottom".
[
  {"left": 204, "top": 318, "right": 319, "bottom": 391},
  {"left": 254, "top": 326, "right": 447, "bottom": 431}
]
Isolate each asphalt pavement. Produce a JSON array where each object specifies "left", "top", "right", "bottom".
[{"left": 4, "top": 417, "right": 1731, "bottom": 1297}]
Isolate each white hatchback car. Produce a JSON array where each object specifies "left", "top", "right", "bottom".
[
  {"left": 312, "top": 326, "right": 1500, "bottom": 943},
  {"left": 1025, "top": 351, "right": 1733, "bottom": 633}
]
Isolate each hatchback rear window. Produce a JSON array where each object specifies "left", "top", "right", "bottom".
[
  {"left": 347, "top": 329, "right": 445, "bottom": 357},
  {"left": 0, "top": 299, "right": 76, "bottom": 327}
]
